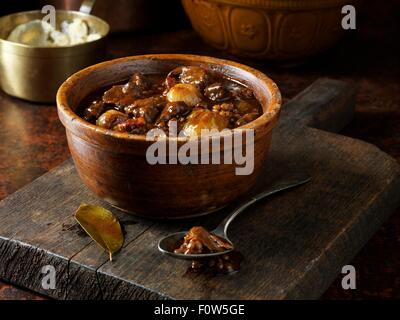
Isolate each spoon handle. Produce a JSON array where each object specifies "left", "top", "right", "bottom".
[
  {"left": 213, "top": 175, "right": 311, "bottom": 239},
  {"left": 80, "top": 0, "right": 96, "bottom": 14}
]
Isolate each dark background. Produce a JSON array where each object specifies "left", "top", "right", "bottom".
[
  {"left": 0, "top": 0, "right": 191, "bottom": 32},
  {"left": 0, "top": 0, "right": 399, "bottom": 299}
]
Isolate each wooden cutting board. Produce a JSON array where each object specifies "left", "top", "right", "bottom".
[{"left": 0, "top": 78, "right": 399, "bottom": 300}]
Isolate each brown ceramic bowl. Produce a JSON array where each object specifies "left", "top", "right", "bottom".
[
  {"left": 57, "top": 54, "right": 281, "bottom": 219},
  {"left": 182, "top": 0, "right": 359, "bottom": 63}
]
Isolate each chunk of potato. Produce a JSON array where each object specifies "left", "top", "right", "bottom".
[
  {"left": 96, "top": 110, "right": 128, "bottom": 129},
  {"left": 166, "top": 84, "right": 203, "bottom": 107},
  {"left": 182, "top": 109, "right": 229, "bottom": 137}
]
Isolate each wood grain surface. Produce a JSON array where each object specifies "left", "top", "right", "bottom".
[
  {"left": 0, "top": 0, "right": 399, "bottom": 299},
  {"left": 0, "top": 78, "right": 399, "bottom": 299}
]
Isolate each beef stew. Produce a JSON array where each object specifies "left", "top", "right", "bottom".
[{"left": 80, "top": 66, "right": 263, "bottom": 137}]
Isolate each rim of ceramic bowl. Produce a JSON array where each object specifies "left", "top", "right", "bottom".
[
  {"left": 56, "top": 54, "right": 282, "bottom": 144},
  {"left": 0, "top": 10, "right": 109, "bottom": 53}
]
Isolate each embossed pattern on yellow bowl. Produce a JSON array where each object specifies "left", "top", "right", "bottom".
[{"left": 182, "top": 0, "right": 358, "bottom": 62}]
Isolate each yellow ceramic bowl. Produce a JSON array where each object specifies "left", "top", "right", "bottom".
[
  {"left": 182, "top": 0, "right": 358, "bottom": 63},
  {"left": 0, "top": 10, "right": 109, "bottom": 102}
]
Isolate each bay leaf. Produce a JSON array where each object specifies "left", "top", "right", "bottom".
[{"left": 74, "top": 203, "right": 124, "bottom": 261}]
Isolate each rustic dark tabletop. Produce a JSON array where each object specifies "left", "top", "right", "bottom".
[{"left": 0, "top": 0, "right": 399, "bottom": 300}]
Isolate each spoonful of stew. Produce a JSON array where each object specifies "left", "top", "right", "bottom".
[{"left": 158, "top": 175, "right": 311, "bottom": 261}]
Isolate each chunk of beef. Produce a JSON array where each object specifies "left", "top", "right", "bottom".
[
  {"left": 158, "top": 101, "right": 191, "bottom": 122},
  {"left": 204, "top": 82, "right": 231, "bottom": 102},
  {"left": 174, "top": 226, "right": 233, "bottom": 255},
  {"left": 155, "top": 102, "right": 191, "bottom": 133},
  {"left": 113, "top": 117, "right": 148, "bottom": 134},
  {"left": 102, "top": 73, "right": 153, "bottom": 108},
  {"left": 83, "top": 100, "right": 112, "bottom": 122},
  {"left": 103, "top": 85, "right": 138, "bottom": 108},
  {"left": 227, "top": 82, "right": 254, "bottom": 100},
  {"left": 128, "top": 72, "right": 150, "bottom": 92},
  {"left": 165, "top": 66, "right": 210, "bottom": 90},
  {"left": 180, "top": 66, "right": 209, "bottom": 89},
  {"left": 124, "top": 95, "right": 165, "bottom": 123}
]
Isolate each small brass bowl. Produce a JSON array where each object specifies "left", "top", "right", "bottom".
[{"left": 0, "top": 10, "right": 109, "bottom": 102}]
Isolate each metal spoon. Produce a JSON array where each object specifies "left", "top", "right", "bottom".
[
  {"left": 79, "top": 0, "right": 96, "bottom": 14},
  {"left": 158, "top": 175, "right": 311, "bottom": 260}
]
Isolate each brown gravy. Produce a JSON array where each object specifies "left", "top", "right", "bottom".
[{"left": 79, "top": 66, "right": 263, "bottom": 137}]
